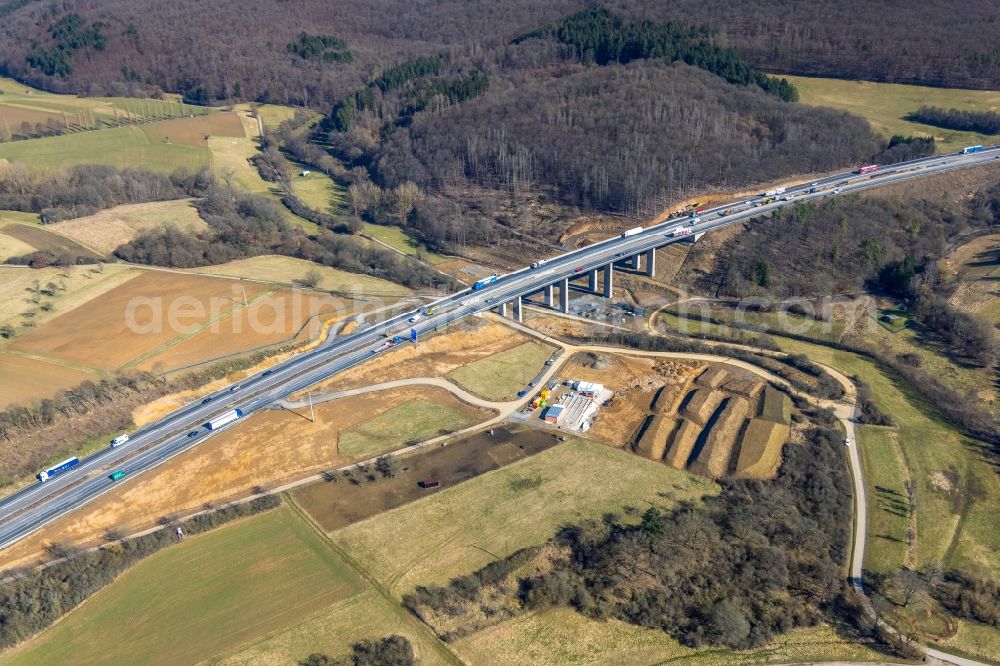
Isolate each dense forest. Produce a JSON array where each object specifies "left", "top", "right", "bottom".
[
  {"left": 371, "top": 61, "right": 879, "bottom": 217},
  {"left": 686, "top": 185, "right": 1000, "bottom": 300},
  {"left": 1, "top": 0, "right": 997, "bottom": 107},
  {"left": 406, "top": 427, "right": 854, "bottom": 650}
]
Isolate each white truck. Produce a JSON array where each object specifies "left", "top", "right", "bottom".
[
  {"left": 205, "top": 409, "right": 243, "bottom": 430},
  {"left": 110, "top": 434, "right": 130, "bottom": 448},
  {"left": 761, "top": 187, "right": 785, "bottom": 198},
  {"left": 620, "top": 227, "right": 643, "bottom": 238}
]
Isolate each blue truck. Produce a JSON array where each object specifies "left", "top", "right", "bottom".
[
  {"left": 37, "top": 457, "right": 80, "bottom": 483},
  {"left": 963, "top": 145, "right": 984, "bottom": 154},
  {"left": 472, "top": 275, "right": 498, "bottom": 290}
]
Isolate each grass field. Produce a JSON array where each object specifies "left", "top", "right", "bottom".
[
  {"left": 933, "top": 619, "right": 1000, "bottom": 664},
  {"left": 363, "top": 223, "right": 449, "bottom": 264},
  {"left": 332, "top": 438, "right": 717, "bottom": 597},
  {"left": 856, "top": 427, "right": 912, "bottom": 572},
  {"left": 290, "top": 168, "right": 346, "bottom": 214},
  {"left": 337, "top": 398, "right": 482, "bottom": 458},
  {"left": 666, "top": 305, "right": 845, "bottom": 344},
  {"left": 445, "top": 341, "right": 555, "bottom": 400},
  {"left": 208, "top": 588, "right": 456, "bottom": 666},
  {"left": 452, "top": 608, "right": 886, "bottom": 666},
  {"left": 786, "top": 75, "right": 1000, "bottom": 152},
  {"left": 0, "top": 210, "right": 41, "bottom": 224},
  {"left": 0, "top": 227, "right": 35, "bottom": 260},
  {"left": 207, "top": 135, "right": 271, "bottom": 194},
  {"left": 6, "top": 505, "right": 364, "bottom": 666},
  {"left": 185, "top": 255, "right": 412, "bottom": 296},
  {"left": 0, "top": 125, "right": 211, "bottom": 172},
  {"left": 773, "top": 338, "right": 1000, "bottom": 581},
  {"left": 49, "top": 199, "right": 207, "bottom": 253}
]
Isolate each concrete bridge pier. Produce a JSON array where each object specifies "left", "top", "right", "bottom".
[
  {"left": 512, "top": 296, "right": 523, "bottom": 323},
  {"left": 496, "top": 302, "right": 508, "bottom": 317},
  {"left": 544, "top": 284, "right": 554, "bottom": 307},
  {"left": 645, "top": 248, "right": 656, "bottom": 277},
  {"left": 587, "top": 269, "right": 598, "bottom": 292},
  {"left": 559, "top": 277, "right": 570, "bottom": 313},
  {"left": 603, "top": 263, "right": 613, "bottom": 297}
]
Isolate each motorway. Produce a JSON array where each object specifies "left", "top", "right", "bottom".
[{"left": 0, "top": 146, "right": 998, "bottom": 551}]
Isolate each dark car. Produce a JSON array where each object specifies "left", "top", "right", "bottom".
[
  {"left": 201, "top": 398, "right": 212, "bottom": 404},
  {"left": 574, "top": 267, "right": 584, "bottom": 273},
  {"left": 262, "top": 370, "right": 273, "bottom": 377},
  {"left": 187, "top": 431, "right": 199, "bottom": 438}
]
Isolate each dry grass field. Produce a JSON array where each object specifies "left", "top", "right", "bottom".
[
  {"left": 0, "top": 386, "right": 489, "bottom": 570},
  {"left": 451, "top": 608, "right": 885, "bottom": 666},
  {"left": 0, "top": 263, "right": 139, "bottom": 330},
  {"left": 133, "top": 288, "right": 352, "bottom": 373},
  {"left": 8, "top": 271, "right": 270, "bottom": 371},
  {"left": 0, "top": 222, "right": 102, "bottom": 259},
  {"left": 185, "top": 255, "right": 412, "bottom": 296},
  {"left": 0, "top": 353, "right": 95, "bottom": 408},
  {"left": 0, "top": 227, "right": 36, "bottom": 260},
  {"left": 303, "top": 319, "right": 537, "bottom": 395},
  {"left": 49, "top": 199, "right": 207, "bottom": 253}
]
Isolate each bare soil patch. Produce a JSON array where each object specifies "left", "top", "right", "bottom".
[
  {"left": 139, "top": 111, "right": 246, "bottom": 147},
  {"left": 294, "top": 425, "right": 562, "bottom": 532},
  {"left": 301, "top": 319, "right": 533, "bottom": 395}
]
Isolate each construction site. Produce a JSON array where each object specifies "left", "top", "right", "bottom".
[{"left": 635, "top": 364, "right": 793, "bottom": 479}]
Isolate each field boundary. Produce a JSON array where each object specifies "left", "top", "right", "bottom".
[{"left": 284, "top": 494, "right": 464, "bottom": 666}]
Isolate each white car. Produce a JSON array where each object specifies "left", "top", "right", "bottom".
[
  {"left": 832, "top": 188, "right": 842, "bottom": 194},
  {"left": 409, "top": 314, "right": 421, "bottom": 323},
  {"left": 844, "top": 438, "right": 851, "bottom": 447}
]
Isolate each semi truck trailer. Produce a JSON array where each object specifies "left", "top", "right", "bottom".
[
  {"left": 205, "top": 408, "right": 243, "bottom": 430},
  {"left": 37, "top": 457, "right": 80, "bottom": 482}
]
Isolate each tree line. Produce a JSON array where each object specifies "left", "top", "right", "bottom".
[
  {"left": 0, "top": 161, "right": 212, "bottom": 222},
  {"left": 299, "top": 635, "right": 415, "bottom": 666},
  {"left": 113, "top": 184, "right": 451, "bottom": 290},
  {"left": 0, "top": 495, "right": 280, "bottom": 650},
  {"left": 906, "top": 106, "right": 1000, "bottom": 135},
  {"left": 407, "top": 426, "right": 854, "bottom": 650}
]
